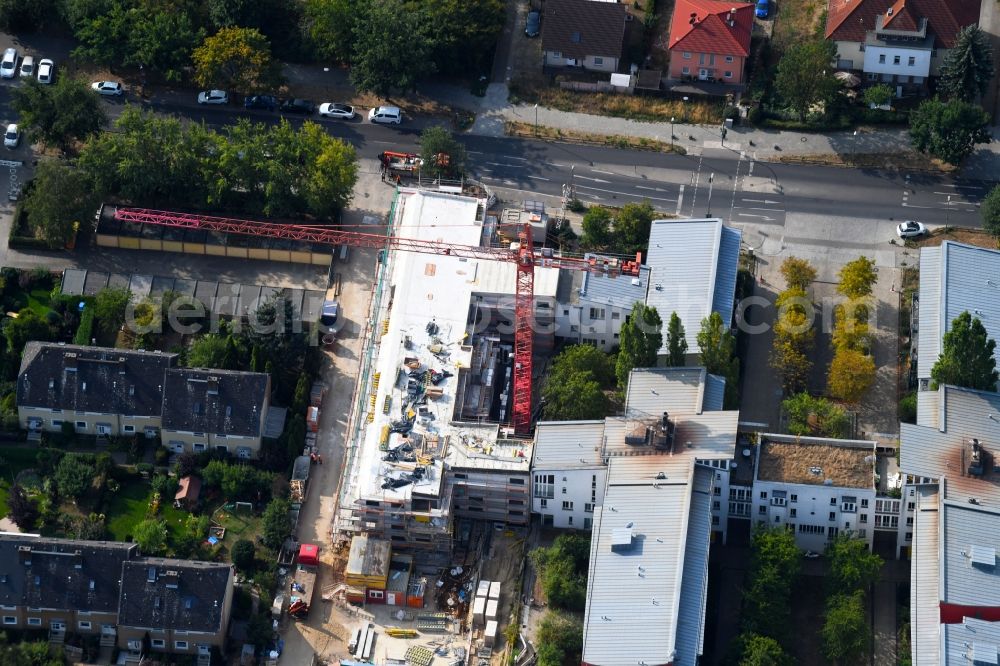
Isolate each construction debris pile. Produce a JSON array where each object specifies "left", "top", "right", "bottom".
[{"left": 434, "top": 565, "right": 475, "bottom": 623}]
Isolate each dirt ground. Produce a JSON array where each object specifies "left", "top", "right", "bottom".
[{"left": 910, "top": 226, "right": 998, "bottom": 250}]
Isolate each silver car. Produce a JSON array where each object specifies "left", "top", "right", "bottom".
[{"left": 1, "top": 49, "right": 17, "bottom": 79}]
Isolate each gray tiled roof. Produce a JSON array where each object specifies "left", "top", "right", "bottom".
[
  {"left": 161, "top": 368, "right": 268, "bottom": 437},
  {"left": 17, "top": 343, "right": 178, "bottom": 417},
  {"left": 542, "top": 0, "right": 627, "bottom": 60},
  {"left": 0, "top": 536, "right": 138, "bottom": 614},
  {"left": 118, "top": 558, "right": 232, "bottom": 633}
]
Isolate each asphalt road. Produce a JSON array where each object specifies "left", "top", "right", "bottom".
[{"left": 0, "top": 77, "right": 987, "bottom": 230}]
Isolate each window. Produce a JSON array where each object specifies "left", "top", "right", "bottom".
[
  {"left": 175, "top": 641, "right": 189, "bottom": 650},
  {"left": 857, "top": 529, "right": 866, "bottom": 538},
  {"left": 712, "top": 501, "right": 720, "bottom": 511},
  {"left": 151, "top": 639, "right": 165, "bottom": 649},
  {"left": 906, "top": 516, "right": 913, "bottom": 526},
  {"left": 760, "top": 491, "right": 767, "bottom": 499},
  {"left": 683, "top": 51, "right": 691, "bottom": 59},
  {"left": 860, "top": 514, "right": 868, "bottom": 523},
  {"left": 509, "top": 477, "right": 525, "bottom": 485},
  {"left": 878, "top": 54, "right": 886, "bottom": 64},
  {"left": 28, "top": 617, "right": 41, "bottom": 626},
  {"left": 588, "top": 307, "right": 605, "bottom": 320},
  {"left": 562, "top": 501, "right": 574, "bottom": 511},
  {"left": 790, "top": 508, "right": 797, "bottom": 518},
  {"left": 905, "top": 531, "right": 913, "bottom": 541},
  {"left": 774, "top": 515, "right": 780, "bottom": 523},
  {"left": 713, "top": 515, "right": 721, "bottom": 525},
  {"left": 860, "top": 499, "right": 868, "bottom": 508},
  {"left": 724, "top": 71, "right": 733, "bottom": 79},
  {"left": 714, "top": 486, "right": 721, "bottom": 496},
  {"left": 790, "top": 494, "right": 798, "bottom": 503},
  {"left": 2, "top": 617, "right": 14, "bottom": 625},
  {"left": 908, "top": 56, "right": 915, "bottom": 66},
  {"left": 216, "top": 445, "right": 228, "bottom": 453},
  {"left": 78, "top": 621, "right": 91, "bottom": 630},
  {"left": 725, "top": 55, "right": 734, "bottom": 63},
  {"left": 369, "top": 590, "right": 384, "bottom": 600},
  {"left": 867, "top": 72, "right": 878, "bottom": 81},
  {"left": 534, "top": 474, "right": 555, "bottom": 499},
  {"left": 893, "top": 55, "right": 901, "bottom": 65},
  {"left": 75, "top": 421, "right": 87, "bottom": 430},
  {"left": 584, "top": 517, "right": 592, "bottom": 529},
  {"left": 539, "top": 498, "right": 548, "bottom": 509},
  {"left": 799, "top": 524, "right": 824, "bottom": 534},
  {"left": 830, "top": 497, "right": 837, "bottom": 506},
  {"left": 562, "top": 487, "right": 567, "bottom": 494},
  {"left": 907, "top": 502, "right": 915, "bottom": 511},
  {"left": 562, "top": 309, "right": 570, "bottom": 316},
  {"left": 828, "top": 526, "right": 839, "bottom": 538},
  {"left": 51, "top": 419, "right": 63, "bottom": 427},
  {"left": 568, "top": 516, "right": 574, "bottom": 525},
  {"left": 193, "top": 443, "right": 206, "bottom": 452},
  {"left": 551, "top": 51, "right": 561, "bottom": 58},
  {"left": 682, "top": 66, "right": 690, "bottom": 75},
  {"left": 123, "top": 425, "right": 135, "bottom": 433},
  {"left": 758, "top": 505, "right": 767, "bottom": 514},
  {"left": 611, "top": 312, "right": 620, "bottom": 320},
  {"left": 584, "top": 503, "right": 594, "bottom": 513},
  {"left": 829, "top": 512, "right": 836, "bottom": 521},
  {"left": 593, "top": 57, "right": 603, "bottom": 66}
]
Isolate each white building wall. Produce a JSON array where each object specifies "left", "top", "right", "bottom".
[
  {"left": 532, "top": 467, "right": 607, "bottom": 529},
  {"left": 863, "top": 46, "right": 931, "bottom": 78},
  {"left": 554, "top": 304, "right": 627, "bottom": 351},
  {"left": 751, "top": 481, "right": 877, "bottom": 552},
  {"left": 701, "top": 461, "right": 731, "bottom": 544}
]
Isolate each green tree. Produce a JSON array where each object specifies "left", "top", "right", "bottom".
[
  {"left": 822, "top": 591, "right": 870, "bottom": 663},
  {"left": 613, "top": 201, "right": 656, "bottom": 255},
  {"left": 774, "top": 40, "right": 839, "bottom": 119},
  {"left": 837, "top": 256, "right": 877, "bottom": 300},
  {"left": 193, "top": 27, "right": 279, "bottom": 94},
  {"left": 10, "top": 77, "right": 107, "bottom": 151},
  {"left": 7, "top": 484, "right": 38, "bottom": 531},
  {"left": 541, "top": 369, "right": 611, "bottom": 421},
  {"left": 417, "top": 0, "right": 506, "bottom": 76},
  {"left": 261, "top": 497, "right": 292, "bottom": 549},
  {"left": 931, "top": 311, "right": 999, "bottom": 391},
  {"left": 129, "top": 9, "right": 205, "bottom": 83},
  {"left": 351, "top": 0, "right": 434, "bottom": 94},
  {"left": 55, "top": 455, "right": 95, "bottom": 500},
  {"left": 0, "top": 0, "right": 56, "bottom": 31},
  {"left": 300, "top": 126, "right": 359, "bottom": 218},
  {"left": 302, "top": 0, "right": 355, "bottom": 62},
  {"left": 827, "top": 348, "right": 876, "bottom": 404},
  {"left": 188, "top": 334, "right": 232, "bottom": 369},
  {"left": 743, "top": 526, "right": 801, "bottom": 640},
  {"left": 779, "top": 256, "right": 816, "bottom": 292},
  {"left": 665, "top": 312, "right": 687, "bottom": 366},
  {"left": 530, "top": 534, "right": 590, "bottom": 612},
  {"left": 831, "top": 302, "right": 871, "bottom": 352},
  {"left": 983, "top": 184, "right": 1000, "bottom": 239},
  {"left": 782, "top": 392, "right": 849, "bottom": 438},
  {"left": 536, "top": 611, "right": 584, "bottom": 666},
  {"left": 22, "top": 161, "right": 97, "bottom": 248},
  {"left": 133, "top": 518, "right": 168, "bottom": 554},
  {"left": 736, "top": 633, "right": 792, "bottom": 666},
  {"left": 828, "top": 534, "right": 882, "bottom": 592},
  {"left": 909, "top": 97, "right": 991, "bottom": 165},
  {"left": 770, "top": 288, "right": 815, "bottom": 394},
  {"left": 939, "top": 25, "right": 995, "bottom": 103},
  {"left": 697, "top": 311, "right": 740, "bottom": 408},
  {"left": 862, "top": 83, "right": 894, "bottom": 109},
  {"left": 419, "top": 125, "right": 467, "bottom": 178},
  {"left": 616, "top": 303, "right": 663, "bottom": 388},
  {"left": 580, "top": 206, "right": 613, "bottom": 250},
  {"left": 231, "top": 539, "right": 256, "bottom": 571},
  {"left": 94, "top": 287, "right": 133, "bottom": 340},
  {"left": 4, "top": 310, "right": 53, "bottom": 355}
]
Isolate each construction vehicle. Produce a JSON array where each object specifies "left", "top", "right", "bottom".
[
  {"left": 290, "top": 455, "right": 310, "bottom": 506},
  {"left": 111, "top": 206, "right": 641, "bottom": 434},
  {"left": 287, "top": 543, "right": 320, "bottom": 619},
  {"left": 378, "top": 151, "right": 423, "bottom": 174}
]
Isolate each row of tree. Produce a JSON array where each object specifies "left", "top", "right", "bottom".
[
  {"left": 580, "top": 202, "right": 657, "bottom": 257},
  {"left": 828, "top": 257, "right": 878, "bottom": 403},
  {"left": 769, "top": 258, "right": 817, "bottom": 394},
  {"left": 529, "top": 534, "right": 589, "bottom": 666}
]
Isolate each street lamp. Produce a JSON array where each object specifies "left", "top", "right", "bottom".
[
  {"left": 706, "top": 173, "right": 715, "bottom": 217},
  {"left": 670, "top": 117, "right": 675, "bottom": 147},
  {"left": 947, "top": 194, "right": 952, "bottom": 227},
  {"left": 534, "top": 103, "right": 538, "bottom": 136},
  {"left": 682, "top": 96, "right": 690, "bottom": 123}
]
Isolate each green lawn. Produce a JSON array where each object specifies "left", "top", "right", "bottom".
[
  {"left": 6, "top": 287, "right": 55, "bottom": 317},
  {"left": 211, "top": 502, "right": 263, "bottom": 543},
  {"left": 0, "top": 446, "right": 44, "bottom": 518},
  {"left": 105, "top": 475, "right": 188, "bottom": 542}
]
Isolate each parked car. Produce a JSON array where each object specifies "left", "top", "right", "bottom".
[
  {"left": 37, "top": 59, "right": 54, "bottom": 84},
  {"left": 91, "top": 80, "right": 124, "bottom": 96},
  {"left": 368, "top": 105, "right": 402, "bottom": 125},
  {"left": 244, "top": 95, "right": 278, "bottom": 111},
  {"left": 18, "top": 56, "right": 33, "bottom": 78},
  {"left": 896, "top": 220, "right": 927, "bottom": 239},
  {"left": 755, "top": 0, "right": 770, "bottom": 18},
  {"left": 198, "top": 90, "right": 229, "bottom": 105},
  {"left": 319, "top": 102, "right": 355, "bottom": 119},
  {"left": 4, "top": 123, "right": 19, "bottom": 149},
  {"left": 525, "top": 10, "right": 541, "bottom": 37},
  {"left": 280, "top": 98, "right": 314, "bottom": 114},
  {"left": 1, "top": 49, "right": 17, "bottom": 79}
]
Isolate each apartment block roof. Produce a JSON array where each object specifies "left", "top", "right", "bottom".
[
  {"left": 917, "top": 242, "right": 1000, "bottom": 382},
  {"left": 624, "top": 367, "right": 725, "bottom": 418},
  {"left": 531, "top": 420, "right": 606, "bottom": 469},
  {"left": 161, "top": 368, "right": 269, "bottom": 437},
  {"left": 943, "top": 617, "right": 1000, "bottom": 666},
  {"left": 669, "top": 0, "right": 754, "bottom": 56},
  {"left": 645, "top": 219, "right": 741, "bottom": 354},
  {"left": 118, "top": 559, "right": 233, "bottom": 633},
  {"left": 826, "top": 0, "right": 982, "bottom": 50},
  {"left": 910, "top": 486, "right": 940, "bottom": 666},
  {"left": 346, "top": 535, "right": 392, "bottom": 580},
  {"left": 17, "top": 343, "right": 177, "bottom": 417},
  {"left": 941, "top": 501, "right": 1000, "bottom": 609},
  {"left": 569, "top": 260, "right": 651, "bottom": 311},
  {"left": 0, "top": 536, "right": 138, "bottom": 614},
  {"left": 755, "top": 434, "right": 876, "bottom": 488},
  {"left": 541, "top": 0, "right": 627, "bottom": 60}
]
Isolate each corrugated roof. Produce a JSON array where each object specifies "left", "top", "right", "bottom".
[
  {"left": 604, "top": 411, "right": 739, "bottom": 458},
  {"left": 911, "top": 486, "right": 940, "bottom": 666},
  {"left": 541, "top": 0, "right": 627, "bottom": 60},
  {"left": 579, "top": 263, "right": 650, "bottom": 310},
  {"left": 703, "top": 373, "right": 726, "bottom": 412},
  {"left": 533, "top": 421, "right": 606, "bottom": 469},
  {"left": 943, "top": 617, "right": 1000, "bottom": 666},
  {"left": 669, "top": 0, "right": 754, "bottom": 56},
  {"left": 645, "top": 219, "right": 741, "bottom": 354},
  {"left": 941, "top": 501, "right": 1000, "bottom": 607},
  {"left": 673, "top": 465, "right": 714, "bottom": 666},
  {"left": 917, "top": 243, "right": 1000, "bottom": 381},
  {"left": 825, "top": 0, "right": 981, "bottom": 48},
  {"left": 624, "top": 367, "right": 713, "bottom": 417}
]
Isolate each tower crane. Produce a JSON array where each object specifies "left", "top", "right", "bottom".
[{"left": 113, "top": 205, "right": 642, "bottom": 434}]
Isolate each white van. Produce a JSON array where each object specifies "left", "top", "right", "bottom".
[
  {"left": 18, "top": 56, "right": 33, "bottom": 78},
  {"left": 368, "top": 105, "right": 402, "bottom": 125},
  {"left": 348, "top": 626, "right": 362, "bottom": 654}
]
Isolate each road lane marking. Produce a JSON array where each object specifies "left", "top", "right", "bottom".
[
  {"left": 575, "top": 175, "right": 611, "bottom": 183},
  {"left": 676, "top": 185, "right": 685, "bottom": 215},
  {"left": 591, "top": 169, "right": 615, "bottom": 175},
  {"left": 575, "top": 184, "right": 676, "bottom": 202},
  {"left": 526, "top": 175, "right": 550, "bottom": 181}
]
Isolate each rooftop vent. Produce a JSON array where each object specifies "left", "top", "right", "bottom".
[
  {"left": 970, "top": 545, "right": 997, "bottom": 567},
  {"left": 650, "top": 412, "right": 676, "bottom": 451},
  {"left": 147, "top": 567, "right": 156, "bottom": 583},
  {"left": 809, "top": 466, "right": 822, "bottom": 476},
  {"left": 89, "top": 580, "right": 95, "bottom": 591},
  {"left": 207, "top": 376, "right": 220, "bottom": 395},
  {"left": 971, "top": 642, "right": 999, "bottom": 665},
  {"left": 969, "top": 439, "right": 984, "bottom": 476},
  {"left": 611, "top": 528, "right": 634, "bottom": 553},
  {"left": 887, "top": 7, "right": 893, "bottom": 15}
]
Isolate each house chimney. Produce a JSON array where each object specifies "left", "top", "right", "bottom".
[{"left": 887, "top": 7, "right": 893, "bottom": 15}]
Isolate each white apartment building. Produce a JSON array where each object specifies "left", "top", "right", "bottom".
[
  {"left": 532, "top": 421, "right": 607, "bottom": 529},
  {"left": 554, "top": 262, "right": 651, "bottom": 352}
]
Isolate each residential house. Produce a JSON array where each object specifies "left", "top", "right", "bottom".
[
  {"left": 901, "top": 384, "right": 1000, "bottom": 665},
  {"left": 645, "top": 218, "right": 742, "bottom": 361},
  {"left": 117, "top": 559, "right": 234, "bottom": 660},
  {"left": 160, "top": 368, "right": 270, "bottom": 458},
  {"left": 16, "top": 343, "right": 177, "bottom": 439},
  {"left": 0, "top": 537, "right": 137, "bottom": 647},
  {"left": 541, "top": 0, "right": 627, "bottom": 72},
  {"left": 555, "top": 259, "right": 651, "bottom": 351},
  {"left": 826, "top": 0, "right": 982, "bottom": 90},
  {"left": 668, "top": 0, "right": 754, "bottom": 84}
]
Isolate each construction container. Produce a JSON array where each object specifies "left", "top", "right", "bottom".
[
  {"left": 484, "top": 621, "right": 498, "bottom": 648},
  {"left": 477, "top": 580, "right": 490, "bottom": 598},
  {"left": 488, "top": 581, "right": 500, "bottom": 600},
  {"left": 472, "top": 595, "right": 486, "bottom": 626},
  {"left": 485, "top": 599, "right": 498, "bottom": 621},
  {"left": 310, "top": 381, "right": 327, "bottom": 406},
  {"left": 306, "top": 406, "right": 320, "bottom": 432}
]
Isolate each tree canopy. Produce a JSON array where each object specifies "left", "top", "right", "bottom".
[
  {"left": 541, "top": 344, "right": 614, "bottom": 421},
  {"left": 774, "top": 40, "right": 839, "bottom": 119},
  {"left": 742, "top": 526, "right": 801, "bottom": 641},
  {"left": 616, "top": 303, "right": 663, "bottom": 388},
  {"left": 735, "top": 633, "right": 792, "bottom": 666},
  {"left": 665, "top": 312, "right": 688, "bottom": 367},
  {"left": 837, "top": 256, "right": 877, "bottom": 300},
  {"left": 828, "top": 534, "right": 882, "bottom": 592},
  {"left": 782, "top": 392, "right": 849, "bottom": 438},
  {"left": 55, "top": 454, "right": 95, "bottom": 500},
  {"left": 827, "top": 347, "right": 876, "bottom": 404},
  {"left": 22, "top": 161, "right": 98, "bottom": 248},
  {"left": 982, "top": 184, "right": 1000, "bottom": 239},
  {"left": 931, "top": 311, "right": 999, "bottom": 391},
  {"left": 939, "top": 25, "right": 995, "bottom": 103},
  {"left": 779, "top": 256, "right": 816, "bottom": 292},
  {"left": 536, "top": 611, "right": 584, "bottom": 666},
  {"left": 261, "top": 497, "right": 292, "bottom": 549},
  {"left": 193, "top": 27, "right": 279, "bottom": 94},
  {"left": 351, "top": 0, "right": 434, "bottom": 94},
  {"left": 419, "top": 126, "right": 467, "bottom": 178},
  {"left": 909, "top": 97, "right": 991, "bottom": 165},
  {"left": 770, "top": 287, "right": 815, "bottom": 394},
  {"left": 822, "top": 591, "right": 870, "bottom": 663},
  {"left": 94, "top": 287, "right": 132, "bottom": 340},
  {"left": 530, "top": 534, "right": 590, "bottom": 612},
  {"left": 133, "top": 518, "right": 168, "bottom": 554},
  {"left": 862, "top": 83, "right": 894, "bottom": 109},
  {"left": 11, "top": 77, "right": 107, "bottom": 152},
  {"left": 580, "top": 206, "right": 613, "bottom": 250},
  {"left": 697, "top": 311, "right": 740, "bottom": 408}
]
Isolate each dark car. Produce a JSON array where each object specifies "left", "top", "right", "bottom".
[
  {"left": 245, "top": 95, "right": 278, "bottom": 111},
  {"left": 280, "top": 98, "right": 314, "bottom": 114},
  {"left": 525, "top": 10, "right": 540, "bottom": 37}
]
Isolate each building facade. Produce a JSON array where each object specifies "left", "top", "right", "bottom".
[
  {"left": 667, "top": 0, "right": 754, "bottom": 84},
  {"left": 541, "top": 0, "right": 627, "bottom": 72}
]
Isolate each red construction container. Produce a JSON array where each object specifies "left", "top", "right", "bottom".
[
  {"left": 306, "top": 406, "right": 320, "bottom": 432},
  {"left": 298, "top": 543, "right": 320, "bottom": 566}
]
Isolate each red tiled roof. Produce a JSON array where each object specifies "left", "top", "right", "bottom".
[
  {"left": 883, "top": 0, "right": 919, "bottom": 30},
  {"left": 669, "top": 0, "right": 754, "bottom": 57},
  {"left": 825, "top": 0, "right": 982, "bottom": 49}
]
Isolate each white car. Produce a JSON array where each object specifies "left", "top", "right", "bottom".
[
  {"left": 91, "top": 80, "right": 124, "bottom": 96},
  {"left": 319, "top": 102, "right": 355, "bottom": 119},
  {"left": 896, "top": 220, "right": 927, "bottom": 239},
  {"left": 368, "top": 105, "right": 402, "bottom": 124},
  {"left": 4, "top": 124, "right": 19, "bottom": 149},
  {"left": 197, "top": 90, "right": 229, "bottom": 105},
  {"left": 803, "top": 551, "right": 821, "bottom": 559},
  {"left": 0, "top": 49, "right": 17, "bottom": 79},
  {"left": 37, "top": 59, "right": 53, "bottom": 84},
  {"left": 18, "top": 56, "right": 33, "bottom": 78}
]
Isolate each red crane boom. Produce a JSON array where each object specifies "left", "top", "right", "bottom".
[{"left": 113, "top": 206, "right": 641, "bottom": 434}]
